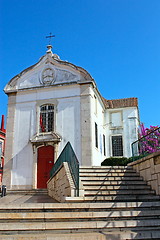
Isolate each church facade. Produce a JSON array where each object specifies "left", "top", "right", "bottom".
[{"left": 3, "top": 46, "right": 139, "bottom": 190}]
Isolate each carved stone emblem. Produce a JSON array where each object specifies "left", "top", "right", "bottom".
[{"left": 42, "top": 68, "right": 55, "bottom": 85}]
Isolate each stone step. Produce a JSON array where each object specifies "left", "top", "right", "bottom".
[
  {"left": 80, "top": 176, "right": 143, "bottom": 181},
  {"left": 84, "top": 189, "right": 155, "bottom": 195},
  {"left": 83, "top": 195, "right": 160, "bottom": 202},
  {"left": 7, "top": 189, "right": 48, "bottom": 195},
  {"left": 83, "top": 184, "right": 151, "bottom": 190},
  {"left": 80, "top": 166, "right": 133, "bottom": 169},
  {"left": 80, "top": 172, "right": 139, "bottom": 177},
  {"left": 0, "top": 230, "right": 160, "bottom": 240},
  {"left": 0, "top": 201, "right": 160, "bottom": 210},
  {"left": 80, "top": 168, "right": 136, "bottom": 173},
  {"left": 81, "top": 180, "right": 147, "bottom": 185},
  {"left": 0, "top": 209, "right": 160, "bottom": 220},
  {"left": 0, "top": 219, "right": 159, "bottom": 231}
]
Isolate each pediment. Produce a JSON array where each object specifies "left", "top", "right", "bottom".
[{"left": 4, "top": 53, "right": 93, "bottom": 93}]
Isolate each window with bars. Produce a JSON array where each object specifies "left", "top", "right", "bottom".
[
  {"left": 40, "top": 104, "right": 54, "bottom": 132},
  {"left": 112, "top": 136, "right": 123, "bottom": 156}
]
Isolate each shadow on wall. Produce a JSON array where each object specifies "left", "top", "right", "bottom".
[{"left": 3, "top": 143, "right": 33, "bottom": 188}]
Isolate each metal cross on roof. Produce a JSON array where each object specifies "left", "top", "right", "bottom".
[{"left": 46, "top": 33, "right": 55, "bottom": 45}]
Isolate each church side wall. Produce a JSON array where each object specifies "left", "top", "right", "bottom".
[
  {"left": 91, "top": 89, "right": 106, "bottom": 166},
  {"left": 7, "top": 84, "right": 81, "bottom": 189},
  {"left": 80, "top": 86, "right": 139, "bottom": 166},
  {"left": 105, "top": 107, "right": 139, "bottom": 158},
  {"left": 80, "top": 85, "right": 106, "bottom": 167}
]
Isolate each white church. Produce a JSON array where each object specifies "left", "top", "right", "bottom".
[{"left": 3, "top": 45, "right": 139, "bottom": 190}]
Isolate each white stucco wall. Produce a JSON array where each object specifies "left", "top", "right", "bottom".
[
  {"left": 105, "top": 107, "right": 139, "bottom": 159},
  {"left": 123, "top": 108, "right": 139, "bottom": 157},
  {"left": 12, "top": 104, "right": 34, "bottom": 187},
  {"left": 88, "top": 89, "right": 139, "bottom": 166},
  {"left": 56, "top": 96, "right": 81, "bottom": 162},
  {"left": 90, "top": 89, "right": 106, "bottom": 166},
  {"left": 11, "top": 84, "right": 81, "bottom": 187}
]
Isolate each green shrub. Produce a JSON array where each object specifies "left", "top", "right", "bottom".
[
  {"left": 128, "top": 155, "right": 145, "bottom": 162},
  {"left": 101, "top": 157, "right": 133, "bottom": 166}
]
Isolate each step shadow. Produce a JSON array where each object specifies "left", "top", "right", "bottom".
[{"left": 87, "top": 166, "right": 160, "bottom": 239}]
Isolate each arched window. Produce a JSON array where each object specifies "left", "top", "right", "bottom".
[{"left": 40, "top": 104, "right": 54, "bottom": 133}]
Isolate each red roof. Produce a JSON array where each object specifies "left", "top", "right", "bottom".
[{"left": 102, "top": 97, "right": 138, "bottom": 109}]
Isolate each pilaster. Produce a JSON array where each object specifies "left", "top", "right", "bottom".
[
  {"left": 80, "top": 84, "right": 93, "bottom": 166},
  {"left": 3, "top": 93, "right": 17, "bottom": 189}
]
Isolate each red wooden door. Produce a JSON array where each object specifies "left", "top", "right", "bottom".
[{"left": 37, "top": 146, "right": 54, "bottom": 189}]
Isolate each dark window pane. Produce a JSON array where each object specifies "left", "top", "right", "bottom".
[
  {"left": 112, "top": 136, "right": 123, "bottom": 156},
  {"left": 95, "top": 123, "right": 98, "bottom": 148},
  {"left": 41, "top": 105, "right": 46, "bottom": 111},
  {"left": 103, "top": 134, "right": 106, "bottom": 156},
  {"left": 40, "top": 104, "right": 54, "bottom": 132},
  {"left": 48, "top": 105, "right": 54, "bottom": 110}
]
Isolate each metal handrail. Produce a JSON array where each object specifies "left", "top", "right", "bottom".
[
  {"left": 50, "top": 142, "right": 79, "bottom": 196},
  {"left": 131, "top": 127, "right": 160, "bottom": 161}
]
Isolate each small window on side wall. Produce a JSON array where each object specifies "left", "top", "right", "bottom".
[
  {"left": 95, "top": 123, "right": 98, "bottom": 148},
  {"left": 103, "top": 134, "right": 106, "bottom": 156},
  {"left": 94, "top": 95, "right": 98, "bottom": 115},
  {"left": 40, "top": 104, "right": 54, "bottom": 133}
]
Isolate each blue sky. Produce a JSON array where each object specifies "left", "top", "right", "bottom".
[{"left": 0, "top": 0, "right": 160, "bottom": 127}]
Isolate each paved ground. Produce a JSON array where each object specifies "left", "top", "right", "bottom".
[{"left": 0, "top": 193, "right": 58, "bottom": 204}]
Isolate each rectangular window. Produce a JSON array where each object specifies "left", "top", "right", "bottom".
[
  {"left": 95, "top": 123, "right": 98, "bottom": 148},
  {"left": 103, "top": 134, "right": 106, "bottom": 156},
  {"left": 112, "top": 136, "right": 123, "bottom": 156}
]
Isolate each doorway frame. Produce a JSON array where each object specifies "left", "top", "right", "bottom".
[{"left": 32, "top": 142, "right": 59, "bottom": 189}]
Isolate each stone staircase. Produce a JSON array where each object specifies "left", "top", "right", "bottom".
[
  {"left": 0, "top": 166, "right": 160, "bottom": 239},
  {"left": 80, "top": 166, "right": 160, "bottom": 202}
]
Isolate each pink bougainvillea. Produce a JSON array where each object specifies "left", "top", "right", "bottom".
[{"left": 139, "top": 124, "right": 160, "bottom": 154}]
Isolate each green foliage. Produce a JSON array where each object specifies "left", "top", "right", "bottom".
[{"left": 101, "top": 157, "right": 133, "bottom": 166}]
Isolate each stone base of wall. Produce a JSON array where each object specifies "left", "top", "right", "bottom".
[{"left": 128, "top": 152, "right": 160, "bottom": 195}]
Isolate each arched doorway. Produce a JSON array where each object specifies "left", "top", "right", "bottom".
[{"left": 37, "top": 145, "right": 54, "bottom": 188}]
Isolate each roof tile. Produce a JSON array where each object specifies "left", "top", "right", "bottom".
[{"left": 102, "top": 97, "right": 138, "bottom": 109}]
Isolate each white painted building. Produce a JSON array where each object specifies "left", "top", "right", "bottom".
[{"left": 3, "top": 45, "right": 139, "bottom": 190}]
